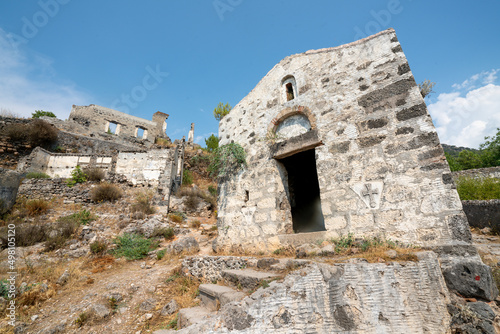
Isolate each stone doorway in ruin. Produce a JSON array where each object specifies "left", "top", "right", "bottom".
[{"left": 278, "top": 148, "right": 325, "bottom": 233}]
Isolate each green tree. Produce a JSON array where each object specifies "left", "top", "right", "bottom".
[
  {"left": 213, "top": 102, "right": 232, "bottom": 122},
  {"left": 205, "top": 134, "right": 219, "bottom": 152},
  {"left": 418, "top": 80, "right": 436, "bottom": 99},
  {"left": 457, "top": 150, "right": 483, "bottom": 170},
  {"left": 444, "top": 152, "right": 462, "bottom": 172},
  {"left": 32, "top": 110, "right": 56, "bottom": 118},
  {"left": 479, "top": 128, "right": 500, "bottom": 167}
]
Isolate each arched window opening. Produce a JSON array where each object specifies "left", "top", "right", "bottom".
[{"left": 286, "top": 83, "right": 294, "bottom": 101}]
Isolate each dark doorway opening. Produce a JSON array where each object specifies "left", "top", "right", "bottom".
[{"left": 279, "top": 149, "right": 325, "bottom": 233}]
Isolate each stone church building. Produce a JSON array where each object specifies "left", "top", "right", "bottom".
[{"left": 215, "top": 29, "right": 471, "bottom": 251}]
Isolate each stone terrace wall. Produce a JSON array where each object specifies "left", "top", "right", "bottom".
[
  {"left": 452, "top": 166, "right": 500, "bottom": 180},
  {"left": 216, "top": 28, "right": 468, "bottom": 251},
  {"left": 17, "top": 178, "right": 92, "bottom": 203}
]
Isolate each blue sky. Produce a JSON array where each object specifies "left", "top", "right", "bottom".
[{"left": 0, "top": 0, "right": 499, "bottom": 148}]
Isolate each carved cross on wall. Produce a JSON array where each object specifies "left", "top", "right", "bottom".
[{"left": 361, "top": 183, "right": 379, "bottom": 208}]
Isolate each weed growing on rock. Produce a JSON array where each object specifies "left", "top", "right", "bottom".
[
  {"left": 67, "top": 166, "right": 87, "bottom": 187},
  {"left": 208, "top": 142, "right": 247, "bottom": 178}
]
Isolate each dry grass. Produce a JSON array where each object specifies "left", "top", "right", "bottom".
[
  {"left": 151, "top": 266, "right": 201, "bottom": 331},
  {"left": 83, "top": 167, "right": 105, "bottom": 182},
  {"left": 168, "top": 213, "right": 184, "bottom": 224},
  {"left": 83, "top": 255, "right": 116, "bottom": 274},
  {"left": 25, "top": 198, "right": 50, "bottom": 216},
  {"left": 90, "top": 183, "right": 122, "bottom": 202},
  {"left": 130, "top": 191, "right": 156, "bottom": 215},
  {"left": 189, "top": 219, "right": 201, "bottom": 229}
]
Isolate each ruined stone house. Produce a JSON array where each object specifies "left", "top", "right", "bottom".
[
  {"left": 215, "top": 28, "right": 471, "bottom": 251},
  {"left": 68, "top": 104, "right": 169, "bottom": 142}
]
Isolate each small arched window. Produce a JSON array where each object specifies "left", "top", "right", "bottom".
[{"left": 282, "top": 75, "right": 297, "bottom": 102}]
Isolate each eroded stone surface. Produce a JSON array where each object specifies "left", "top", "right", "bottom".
[{"left": 176, "top": 252, "right": 452, "bottom": 333}]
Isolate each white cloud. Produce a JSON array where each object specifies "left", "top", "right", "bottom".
[
  {"left": 0, "top": 28, "right": 92, "bottom": 120},
  {"left": 451, "top": 69, "right": 499, "bottom": 91},
  {"left": 428, "top": 83, "right": 500, "bottom": 148}
]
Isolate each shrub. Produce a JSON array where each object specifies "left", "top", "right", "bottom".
[
  {"left": 58, "top": 209, "right": 97, "bottom": 225},
  {"left": 83, "top": 167, "right": 105, "bottom": 182},
  {"left": 184, "top": 195, "right": 200, "bottom": 211},
  {"left": 112, "top": 233, "right": 158, "bottom": 260},
  {"left": 25, "top": 199, "right": 50, "bottom": 216},
  {"left": 130, "top": 192, "right": 155, "bottom": 215},
  {"left": 67, "top": 166, "right": 87, "bottom": 187},
  {"left": 208, "top": 185, "right": 217, "bottom": 196},
  {"left": 28, "top": 119, "right": 58, "bottom": 147},
  {"left": 182, "top": 170, "right": 193, "bottom": 185},
  {"left": 189, "top": 220, "right": 201, "bottom": 229},
  {"left": 208, "top": 142, "right": 246, "bottom": 178},
  {"left": 152, "top": 227, "right": 175, "bottom": 240},
  {"left": 6, "top": 123, "right": 27, "bottom": 141},
  {"left": 168, "top": 213, "right": 184, "bottom": 224},
  {"left": 156, "top": 249, "right": 166, "bottom": 260},
  {"left": 0, "top": 279, "right": 9, "bottom": 299},
  {"left": 155, "top": 137, "right": 171, "bottom": 147},
  {"left": 91, "top": 183, "right": 122, "bottom": 202},
  {"left": 26, "top": 172, "right": 50, "bottom": 179},
  {"left": 0, "top": 222, "right": 49, "bottom": 249},
  {"left": 456, "top": 176, "right": 500, "bottom": 200},
  {"left": 90, "top": 240, "right": 108, "bottom": 256},
  {"left": 32, "top": 110, "right": 56, "bottom": 118}
]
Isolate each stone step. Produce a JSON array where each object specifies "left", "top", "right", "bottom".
[
  {"left": 199, "top": 284, "right": 246, "bottom": 311},
  {"left": 222, "top": 268, "right": 281, "bottom": 291},
  {"left": 177, "top": 306, "right": 212, "bottom": 329}
]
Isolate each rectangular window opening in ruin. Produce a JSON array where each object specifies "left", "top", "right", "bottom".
[
  {"left": 286, "top": 83, "right": 295, "bottom": 101},
  {"left": 136, "top": 128, "right": 145, "bottom": 139},
  {"left": 278, "top": 148, "right": 325, "bottom": 233},
  {"left": 107, "top": 122, "right": 118, "bottom": 135}
]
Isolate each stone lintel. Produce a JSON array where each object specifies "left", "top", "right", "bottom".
[{"left": 271, "top": 130, "right": 323, "bottom": 160}]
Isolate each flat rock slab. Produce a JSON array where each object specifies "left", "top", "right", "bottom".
[
  {"left": 199, "top": 284, "right": 246, "bottom": 311},
  {"left": 178, "top": 306, "right": 212, "bottom": 329},
  {"left": 222, "top": 269, "right": 281, "bottom": 290}
]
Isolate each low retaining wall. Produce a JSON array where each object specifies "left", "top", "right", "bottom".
[
  {"left": 462, "top": 200, "right": 500, "bottom": 230},
  {"left": 452, "top": 167, "right": 500, "bottom": 181},
  {"left": 17, "top": 178, "right": 92, "bottom": 203}
]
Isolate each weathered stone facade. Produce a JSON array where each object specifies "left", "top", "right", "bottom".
[
  {"left": 68, "top": 104, "right": 169, "bottom": 143},
  {"left": 216, "top": 29, "right": 470, "bottom": 251}
]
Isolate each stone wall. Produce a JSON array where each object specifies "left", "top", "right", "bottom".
[
  {"left": 452, "top": 166, "right": 500, "bottom": 180},
  {"left": 462, "top": 200, "right": 500, "bottom": 230},
  {"left": 216, "top": 28, "right": 468, "bottom": 251},
  {"left": 68, "top": 105, "right": 168, "bottom": 143},
  {"left": 17, "top": 178, "right": 92, "bottom": 203},
  {"left": 17, "top": 147, "right": 174, "bottom": 188}
]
